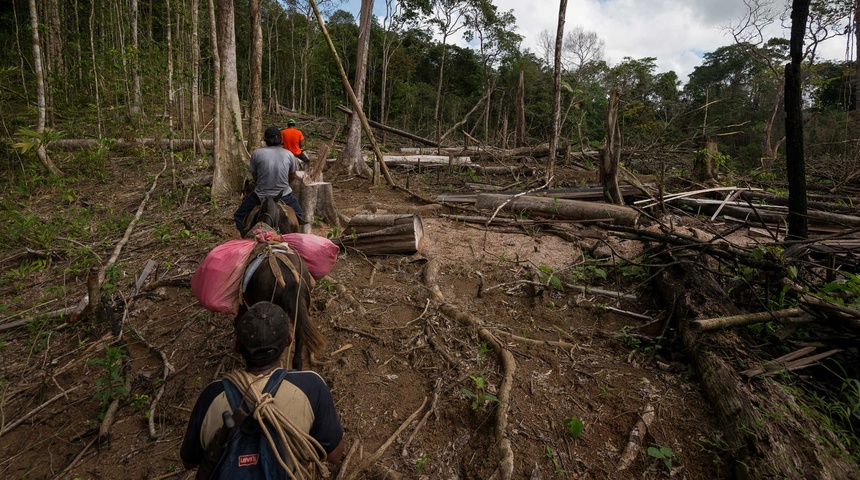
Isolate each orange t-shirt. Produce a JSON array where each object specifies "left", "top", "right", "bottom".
[{"left": 281, "top": 128, "right": 304, "bottom": 155}]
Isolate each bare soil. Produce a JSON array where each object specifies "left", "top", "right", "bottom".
[{"left": 0, "top": 151, "right": 732, "bottom": 479}]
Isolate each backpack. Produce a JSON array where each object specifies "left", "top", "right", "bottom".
[{"left": 208, "top": 369, "right": 292, "bottom": 479}]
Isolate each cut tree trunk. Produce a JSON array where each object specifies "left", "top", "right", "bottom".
[
  {"left": 337, "top": 214, "right": 425, "bottom": 255},
  {"left": 599, "top": 87, "right": 623, "bottom": 204},
  {"left": 292, "top": 175, "right": 340, "bottom": 234},
  {"left": 475, "top": 194, "right": 639, "bottom": 226}
]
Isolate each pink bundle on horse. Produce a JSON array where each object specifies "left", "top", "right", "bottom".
[{"left": 193, "top": 193, "right": 336, "bottom": 370}]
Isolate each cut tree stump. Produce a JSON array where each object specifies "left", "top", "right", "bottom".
[
  {"left": 336, "top": 214, "right": 425, "bottom": 255},
  {"left": 475, "top": 193, "right": 640, "bottom": 226},
  {"left": 292, "top": 173, "right": 340, "bottom": 234}
]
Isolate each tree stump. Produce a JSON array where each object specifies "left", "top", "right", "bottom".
[{"left": 292, "top": 173, "right": 340, "bottom": 234}]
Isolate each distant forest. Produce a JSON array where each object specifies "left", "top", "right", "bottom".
[{"left": 0, "top": 0, "right": 857, "bottom": 175}]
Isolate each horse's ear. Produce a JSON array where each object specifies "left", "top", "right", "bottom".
[{"left": 276, "top": 190, "right": 284, "bottom": 202}]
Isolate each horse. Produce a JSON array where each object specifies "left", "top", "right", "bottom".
[
  {"left": 239, "top": 192, "right": 324, "bottom": 370},
  {"left": 240, "top": 244, "right": 325, "bottom": 370},
  {"left": 239, "top": 192, "right": 300, "bottom": 238}
]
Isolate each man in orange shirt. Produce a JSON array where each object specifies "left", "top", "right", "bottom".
[{"left": 281, "top": 119, "right": 309, "bottom": 170}]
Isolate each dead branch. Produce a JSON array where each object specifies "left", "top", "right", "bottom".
[
  {"left": 0, "top": 385, "right": 82, "bottom": 438},
  {"left": 691, "top": 308, "right": 807, "bottom": 331},
  {"left": 402, "top": 378, "right": 441, "bottom": 456},
  {"left": 343, "top": 396, "right": 428, "bottom": 480},
  {"left": 98, "top": 375, "right": 133, "bottom": 447},
  {"left": 616, "top": 403, "right": 655, "bottom": 471},
  {"left": 492, "top": 329, "right": 576, "bottom": 350},
  {"left": 72, "top": 162, "right": 167, "bottom": 319}
]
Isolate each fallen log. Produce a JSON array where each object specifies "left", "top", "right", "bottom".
[
  {"left": 336, "top": 214, "right": 425, "bottom": 255},
  {"left": 655, "top": 265, "right": 856, "bottom": 479},
  {"left": 475, "top": 193, "right": 640, "bottom": 226},
  {"left": 691, "top": 308, "right": 807, "bottom": 331},
  {"left": 741, "top": 190, "right": 860, "bottom": 216},
  {"left": 616, "top": 403, "right": 655, "bottom": 471},
  {"left": 48, "top": 138, "right": 214, "bottom": 151}
]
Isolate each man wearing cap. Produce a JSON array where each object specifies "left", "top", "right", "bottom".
[
  {"left": 281, "top": 119, "right": 310, "bottom": 170},
  {"left": 233, "top": 126, "right": 304, "bottom": 232},
  {"left": 180, "top": 301, "right": 344, "bottom": 472}
]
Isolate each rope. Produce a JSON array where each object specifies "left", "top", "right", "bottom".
[{"left": 224, "top": 369, "right": 330, "bottom": 480}]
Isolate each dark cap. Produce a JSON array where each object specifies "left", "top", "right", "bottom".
[
  {"left": 235, "top": 301, "right": 289, "bottom": 365},
  {"left": 264, "top": 126, "right": 282, "bottom": 146},
  {"left": 287, "top": 118, "right": 296, "bottom": 125}
]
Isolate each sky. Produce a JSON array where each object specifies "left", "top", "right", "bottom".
[{"left": 338, "top": 0, "right": 853, "bottom": 83}]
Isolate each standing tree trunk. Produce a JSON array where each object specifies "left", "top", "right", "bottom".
[
  {"left": 336, "top": 0, "right": 373, "bottom": 179},
  {"left": 130, "top": 0, "right": 143, "bottom": 122},
  {"left": 247, "top": 0, "right": 263, "bottom": 151},
  {"left": 548, "top": 0, "right": 567, "bottom": 187},
  {"left": 600, "top": 87, "right": 623, "bottom": 204},
  {"left": 191, "top": 0, "right": 203, "bottom": 152},
  {"left": 212, "top": 0, "right": 247, "bottom": 201},
  {"left": 28, "top": 0, "right": 62, "bottom": 176},
  {"left": 516, "top": 70, "right": 525, "bottom": 147},
  {"left": 208, "top": 0, "right": 221, "bottom": 181},
  {"left": 855, "top": 0, "right": 860, "bottom": 125},
  {"left": 88, "top": 0, "right": 103, "bottom": 137},
  {"left": 785, "top": 0, "right": 810, "bottom": 239}
]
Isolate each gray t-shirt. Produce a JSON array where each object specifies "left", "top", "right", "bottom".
[{"left": 250, "top": 146, "right": 298, "bottom": 197}]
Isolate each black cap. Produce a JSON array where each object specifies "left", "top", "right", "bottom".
[
  {"left": 264, "top": 126, "right": 282, "bottom": 146},
  {"left": 235, "top": 301, "right": 289, "bottom": 366}
]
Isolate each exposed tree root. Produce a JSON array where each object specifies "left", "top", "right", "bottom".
[{"left": 423, "top": 255, "right": 517, "bottom": 480}]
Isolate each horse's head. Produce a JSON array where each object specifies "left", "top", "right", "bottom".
[{"left": 242, "top": 193, "right": 299, "bottom": 236}]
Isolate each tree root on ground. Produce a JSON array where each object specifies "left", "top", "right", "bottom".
[{"left": 423, "top": 256, "right": 517, "bottom": 480}]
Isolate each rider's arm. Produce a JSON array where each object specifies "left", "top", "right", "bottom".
[{"left": 327, "top": 437, "right": 345, "bottom": 463}]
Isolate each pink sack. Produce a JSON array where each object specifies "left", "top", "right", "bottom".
[
  {"left": 280, "top": 233, "right": 339, "bottom": 280},
  {"left": 191, "top": 239, "right": 257, "bottom": 315}
]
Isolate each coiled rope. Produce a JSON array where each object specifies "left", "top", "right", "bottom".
[{"left": 224, "top": 369, "right": 330, "bottom": 480}]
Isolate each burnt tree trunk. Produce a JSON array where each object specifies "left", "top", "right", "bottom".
[{"left": 785, "top": 0, "right": 810, "bottom": 239}]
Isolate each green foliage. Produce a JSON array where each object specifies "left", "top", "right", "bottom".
[
  {"left": 2, "top": 259, "right": 47, "bottom": 289},
  {"left": 461, "top": 342, "right": 499, "bottom": 412},
  {"left": 88, "top": 344, "right": 130, "bottom": 419},
  {"left": 26, "top": 317, "right": 51, "bottom": 354},
  {"left": 414, "top": 452, "right": 430, "bottom": 475},
  {"left": 647, "top": 445, "right": 677, "bottom": 470},
  {"left": 326, "top": 225, "right": 342, "bottom": 239},
  {"left": 12, "top": 127, "right": 64, "bottom": 155},
  {"left": 537, "top": 265, "right": 564, "bottom": 291},
  {"left": 563, "top": 417, "right": 584, "bottom": 441},
  {"left": 612, "top": 326, "right": 640, "bottom": 350}
]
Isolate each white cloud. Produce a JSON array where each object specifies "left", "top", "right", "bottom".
[{"left": 343, "top": 0, "right": 851, "bottom": 82}]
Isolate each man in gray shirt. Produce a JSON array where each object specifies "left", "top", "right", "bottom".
[{"left": 233, "top": 126, "right": 304, "bottom": 231}]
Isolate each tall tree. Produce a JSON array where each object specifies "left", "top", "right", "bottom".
[
  {"left": 548, "top": 0, "right": 567, "bottom": 185},
  {"left": 431, "top": 0, "right": 468, "bottom": 148},
  {"left": 212, "top": 0, "right": 248, "bottom": 201},
  {"left": 338, "top": 0, "right": 374, "bottom": 178},
  {"left": 248, "top": 0, "right": 263, "bottom": 151},
  {"left": 27, "top": 0, "right": 61, "bottom": 175},
  {"left": 785, "top": 0, "right": 810, "bottom": 239},
  {"left": 130, "top": 0, "right": 143, "bottom": 122}
]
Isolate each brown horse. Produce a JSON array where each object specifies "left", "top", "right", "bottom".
[
  {"left": 240, "top": 192, "right": 300, "bottom": 238},
  {"left": 240, "top": 245, "right": 325, "bottom": 370},
  {"left": 238, "top": 193, "right": 323, "bottom": 370}
]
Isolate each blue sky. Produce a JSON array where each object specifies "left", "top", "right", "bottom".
[{"left": 337, "top": 0, "right": 851, "bottom": 81}]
